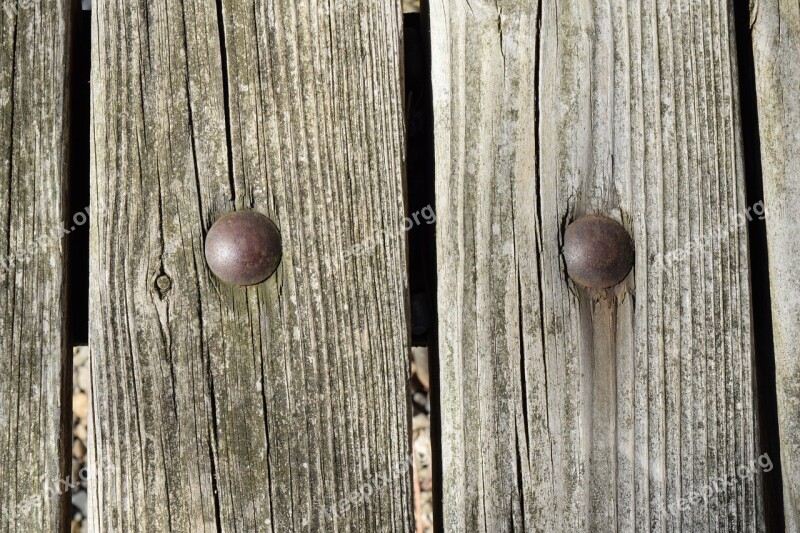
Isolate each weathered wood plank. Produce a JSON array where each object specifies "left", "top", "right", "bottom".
[
  {"left": 751, "top": 0, "right": 800, "bottom": 528},
  {"left": 0, "top": 1, "right": 71, "bottom": 530},
  {"left": 89, "top": 0, "right": 411, "bottom": 531},
  {"left": 431, "top": 0, "right": 763, "bottom": 530}
]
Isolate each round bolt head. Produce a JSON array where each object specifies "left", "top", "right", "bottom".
[
  {"left": 205, "top": 212, "right": 282, "bottom": 286},
  {"left": 155, "top": 274, "right": 172, "bottom": 292},
  {"left": 563, "top": 214, "right": 633, "bottom": 289}
]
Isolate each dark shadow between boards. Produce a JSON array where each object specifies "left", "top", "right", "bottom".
[
  {"left": 404, "top": 7, "right": 443, "bottom": 532},
  {"left": 66, "top": 0, "right": 91, "bottom": 529},
  {"left": 732, "top": 1, "right": 784, "bottom": 530},
  {"left": 67, "top": 2, "right": 90, "bottom": 347}
]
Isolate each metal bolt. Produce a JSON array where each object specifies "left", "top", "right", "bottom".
[
  {"left": 205, "top": 212, "right": 282, "bottom": 286},
  {"left": 563, "top": 214, "right": 633, "bottom": 289},
  {"left": 155, "top": 274, "right": 172, "bottom": 292}
]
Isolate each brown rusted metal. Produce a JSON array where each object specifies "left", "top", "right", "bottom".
[
  {"left": 205, "top": 211, "right": 282, "bottom": 286},
  {"left": 563, "top": 214, "right": 633, "bottom": 289}
]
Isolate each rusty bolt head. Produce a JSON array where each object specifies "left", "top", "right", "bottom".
[
  {"left": 563, "top": 214, "right": 633, "bottom": 289},
  {"left": 205, "top": 212, "right": 282, "bottom": 286}
]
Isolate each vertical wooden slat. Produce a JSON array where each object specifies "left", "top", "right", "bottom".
[
  {"left": 430, "top": 0, "right": 763, "bottom": 530},
  {"left": 430, "top": 2, "right": 541, "bottom": 530},
  {"left": 751, "top": 0, "right": 800, "bottom": 528},
  {"left": 89, "top": 0, "right": 410, "bottom": 531},
  {"left": 0, "top": 0, "right": 71, "bottom": 530}
]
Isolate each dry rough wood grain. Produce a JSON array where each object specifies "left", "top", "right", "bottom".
[
  {"left": 0, "top": 1, "right": 71, "bottom": 530},
  {"left": 751, "top": 0, "right": 800, "bottom": 528},
  {"left": 431, "top": 0, "right": 763, "bottom": 530},
  {"left": 89, "top": 0, "right": 411, "bottom": 531}
]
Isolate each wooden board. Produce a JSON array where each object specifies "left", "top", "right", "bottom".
[
  {"left": 88, "top": 0, "right": 411, "bottom": 531},
  {"left": 430, "top": 0, "right": 763, "bottom": 530},
  {"left": 0, "top": 1, "right": 72, "bottom": 530},
  {"left": 751, "top": 0, "right": 800, "bottom": 528}
]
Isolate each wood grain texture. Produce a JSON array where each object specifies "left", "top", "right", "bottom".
[
  {"left": 0, "top": 1, "right": 71, "bottom": 530},
  {"left": 751, "top": 0, "right": 800, "bottom": 528},
  {"left": 431, "top": 0, "right": 763, "bottom": 530},
  {"left": 89, "top": 0, "right": 411, "bottom": 531}
]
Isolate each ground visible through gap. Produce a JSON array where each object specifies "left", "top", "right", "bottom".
[
  {"left": 405, "top": 1, "right": 436, "bottom": 531},
  {"left": 71, "top": 347, "right": 90, "bottom": 532},
  {"left": 68, "top": 3, "right": 91, "bottom": 530}
]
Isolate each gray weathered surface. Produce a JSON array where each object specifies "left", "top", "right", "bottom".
[
  {"left": 751, "top": 0, "right": 800, "bottom": 528},
  {"left": 89, "top": 0, "right": 411, "bottom": 531},
  {"left": 0, "top": 1, "right": 71, "bottom": 530},
  {"left": 431, "top": 0, "right": 763, "bottom": 530}
]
